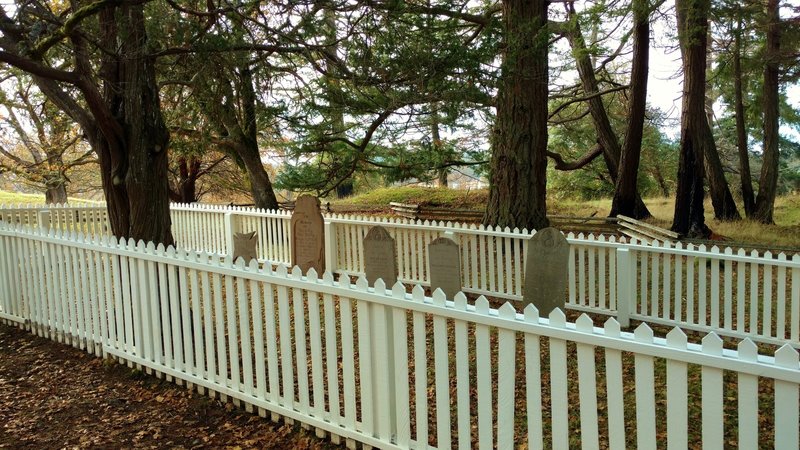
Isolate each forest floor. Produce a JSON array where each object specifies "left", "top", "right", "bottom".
[{"left": 0, "top": 324, "right": 339, "bottom": 450}]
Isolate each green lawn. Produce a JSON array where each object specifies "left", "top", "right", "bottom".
[
  {"left": 0, "top": 190, "right": 101, "bottom": 206},
  {"left": 333, "top": 187, "right": 800, "bottom": 248}
]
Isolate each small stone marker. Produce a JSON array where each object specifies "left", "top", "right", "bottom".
[
  {"left": 524, "top": 227, "right": 569, "bottom": 316},
  {"left": 291, "top": 195, "right": 325, "bottom": 273},
  {"left": 364, "top": 226, "right": 398, "bottom": 287},
  {"left": 428, "top": 234, "right": 462, "bottom": 299},
  {"left": 233, "top": 231, "right": 258, "bottom": 263}
]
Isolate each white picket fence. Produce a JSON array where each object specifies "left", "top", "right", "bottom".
[
  {"left": 2, "top": 203, "right": 800, "bottom": 348},
  {"left": 0, "top": 222, "right": 799, "bottom": 449}
]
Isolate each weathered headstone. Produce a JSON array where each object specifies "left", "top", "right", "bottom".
[
  {"left": 233, "top": 231, "right": 258, "bottom": 263},
  {"left": 291, "top": 195, "right": 325, "bottom": 273},
  {"left": 523, "top": 227, "right": 569, "bottom": 316},
  {"left": 364, "top": 226, "right": 398, "bottom": 287},
  {"left": 428, "top": 234, "right": 462, "bottom": 299}
]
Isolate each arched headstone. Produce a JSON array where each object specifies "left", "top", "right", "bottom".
[
  {"left": 428, "top": 235, "right": 462, "bottom": 299},
  {"left": 364, "top": 226, "right": 398, "bottom": 287},
  {"left": 524, "top": 227, "right": 569, "bottom": 316},
  {"left": 291, "top": 195, "right": 325, "bottom": 273}
]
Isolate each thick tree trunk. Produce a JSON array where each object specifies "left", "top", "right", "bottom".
[
  {"left": 754, "top": 0, "right": 781, "bottom": 224},
  {"left": 733, "top": 14, "right": 756, "bottom": 217},
  {"left": 484, "top": 0, "right": 549, "bottom": 230},
  {"left": 119, "top": 4, "right": 173, "bottom": 245},
  {"left": 45, "top": 182, "right": 68, "bottom": 205},
  {"left": 610, "top": 0, "right": 650, "bottom": 218},
  {"left": 672, "top": 0, "right": 712, "bottom": 238},
  {"left": 567, "top": 8, "right": 651, "bottom": 218}
]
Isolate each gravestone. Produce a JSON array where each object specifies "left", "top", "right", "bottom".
[
  {"left": 364, "top": 226, "right": 398, "bottom": 287},
  {"left": 291, "top": 195, "right": 325, "bottom": 273},
  {"left": 233, "top": 231, "right": 258, "bottom": 263},
  {"left": 523, "top": 227, "right": 569, "bottom": 316},
  {"left": 428, "top": 234, "right": 462, "bottom": 299}
]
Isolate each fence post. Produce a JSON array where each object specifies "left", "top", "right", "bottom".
[
  {"left": 224, "top": 212, "right": 239, "bottom": 258},
  {"left": 37, "top": 209, "right": 51, "bottom": 233},
  {"left": 324, "top": 219, "right": 337, "bottom": 274},
  {"left": 616, "top": 247, "right": 635, "bottom": 327}
]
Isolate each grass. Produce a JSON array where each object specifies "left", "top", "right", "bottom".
[
  {"left": 0, "top": 189, "right": 101, "bottom": 206},
  {"left": 334, "top": 187, "right": 800, "bottom": 248}
]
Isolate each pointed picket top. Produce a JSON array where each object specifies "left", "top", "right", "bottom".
[
  {"left": 701, "top": 333, "right": 723, "bottom": 355},
  {"left": 737, "top": 338, "right": 758, "bottom": 362},
  {"left": 673, "top": 240, "right": 682, "bottom": 250},
  {"left": 513, "top": 227, "right": 520, "bottom": 234},
  {"left": 698, "top": 244, "right": 707, "bottom": 253},
  {"left": 469, "top": 223, "right": 477, "bottom": 230},
  {"left": 576, "top": 314, "right": 594, "bottom": 333},
  {"left": 777, "top": 252, "right": 787, "bottom": 262},
  {"left": 432, "top": 288, "right": 447, "bottom": 306},
  {"left": 145, "top": 241, "right": 156, "bottom": 254},
  {"left": 651, "top": 240, "right": 660, "bottom": 249},
  {"left": 391, "top": 281, "right": 406, "bottom": 298},
  {"left": 603, "top": 317, "right": 620, "bottom": 337},
  {"left": 710, "top": 245, "right": 720, "bottom": 254},
  {"left": 166, "top": 245, "right": 177, "bottom": 258},
  {"left": 577, "top": 232, "right": 586, "bottom": 240},
  {"left": 634, "top": 323, "right": 654, "bottom": 342},
  {"left": 749, "top": 249, "right": 759, "bottom": 259},
  {"left": 548, "top": 308, "right": 566, "bottom": 327},
  {"left": 764, "top": 250, "right": 773, "bottom": 260},
  {"left": 291, "top": 265, "right": 303, "bottom": 279},
  {"left": 724, "top": 247, "right": 733, "bottom": 257},
  {"left": 275, "top": 264, "right": 288, "bottom": 277},
  {"left": 412, "top": 285, "right": 425, "bottom": 302},
  {"left": 306, "top": 267, "right": 319, "bottom": 281},
  {"left": 523, "top": 304, "right": 539, "bottom": 322},
  {"left": 521, "top": 227, "right": 529, "bottom": 235},
  {"left": 136, "top": 240, "right": 146, "bottom": 252},
  {"left": 452, "top": 292, "right": 468, "bottom": 310},
  {"left": 374, "top": 278, "right": 387, "bottom": 294},
  {"left": 598, "top": 234, "right": 607, "bottom": 243},
  {"left": 775, "top": 344, "right": 799, "bottom": 368},
  {"left": 248, "top": 258, "right": 260, "bottom": 272},
  {"left": 666, "top": 327, "right": 687, "bottom": 348},
  {"left": 156, "top": 243, "right": 166, "bottom": 255},
  {"left": 235, "top": 258, "right": 247, "bottom": 270},
  {"left": 126, "top": 237, "right": 136, "bottom": 249},
  {"left": 498, "top": 302, "right": 516, "bottom": 319},
  {"left": 355, "top": 275, "right": 369, "bottom": 291}
]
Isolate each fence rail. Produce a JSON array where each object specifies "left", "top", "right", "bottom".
[
  {"left": 2, "top": 203, "right": 799, "bottom": 348},
  {"left": 0, "top": 222, "right": 798, "bottom": 449}
]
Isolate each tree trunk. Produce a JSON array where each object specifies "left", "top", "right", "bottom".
[
  {"left": 431, "top": 107, "right": 448, "bottom": 187},
  {"left": 610, "top": 0, "right": 650, "bottom": 219},
  {"left": 754, "top": 0, "right": 781, "bottom": 224},
  {"left": 239, "top": 67, "right": 279, "bottom": 210},
  {"left": 733, "top": 12, "right": 756, "bottom": 217},
  {"left": 672, "top": 0, "right": 712, "bottom": 238},
  {"left": 45, "top": 182, "right": 68, "bottom": 205},
  {"left": 118, "top": 4, "right": 173, "bottom": 245},
  {"left": 170, "top": 156, "right": 200, "bottom": 203},
  {"left": 702, "top": 23, "right": 741, "bottom": 222},
  {"left": 703, "top": 134, "right": 741, "bottom": 221},
  {"left": 567, "top": 7, "right": 651, "bottom": 218},
  {"left": 484, "top": 0, "right": 549, "bottom": 230}
]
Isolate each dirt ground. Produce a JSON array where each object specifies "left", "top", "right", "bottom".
[{"left": 0, "top": 324, "right": 340, "bottom": 449}]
